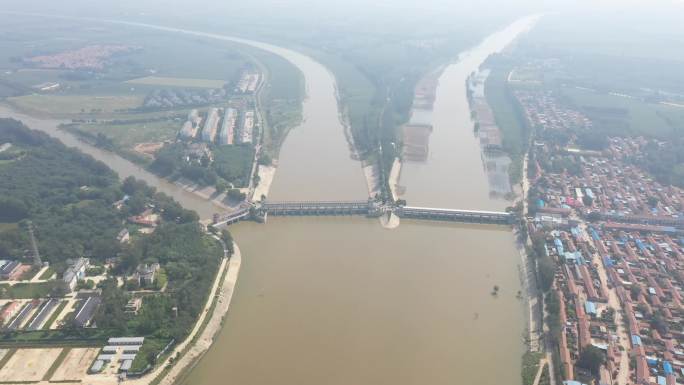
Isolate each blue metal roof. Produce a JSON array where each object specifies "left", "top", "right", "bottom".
[
  {"left": 631, "top": 335, "right": 642, "bottom": 346},
  {"left": 664, "top": 361, "right": 673, "bottom": 375},
  {"left": 590, "top": 228, "right": 600, "bottom": 241},
  {"left": 585, "top": 301, "right": 597, "bottom": 315},
  {"left": 635, "top": 239, "right": 647, "bottom": 252}
]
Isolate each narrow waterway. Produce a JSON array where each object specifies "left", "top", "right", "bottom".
[
  {"left": 0, "top": 106, "right": 222, "bottom": 219},
  {"left": 0, "top": 15, "right": 535, "bottom": 385},
  {"left": 400, "top": 16, "right": 539, "bottom": 210}
]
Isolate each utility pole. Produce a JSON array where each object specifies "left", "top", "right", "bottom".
[{"left": 27, "top": 221, "right": 42, "bottom": 267}]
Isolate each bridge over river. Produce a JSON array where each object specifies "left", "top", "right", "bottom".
[{"left": 212, "top": 200, "right": 515, "bottom": 227}]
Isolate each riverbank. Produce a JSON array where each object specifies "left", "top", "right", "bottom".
[
  {"left": 388, "top": 158, "right": 402, "bottom": 201},
  {"left": 129, "top": 241, "right": 242, "bottom": 385},
  {"left": 252, "top": 164, "right": 277, "bottom": 200},
  {"left": 362, "top": 160, "right": 383, "bottom": 198}
]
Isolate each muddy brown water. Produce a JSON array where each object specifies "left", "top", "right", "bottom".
[{"left": 0, "top": 15, "right": 537, "bottom": 385}]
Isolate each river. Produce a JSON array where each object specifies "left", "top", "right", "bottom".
[
  {"left": 0, "top": 15, "right": 535, "bottom": 385},
  {"left": 107, "top": 20, "right": 368, "bottom": 201},
  {"left": 182, "top": 16, "right": 537, "bottom": 385},
  {"left": 400, "top": 16, "right": 539, "bottom": 210}
]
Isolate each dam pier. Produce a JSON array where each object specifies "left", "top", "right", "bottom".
[{"left": 212, "top": 199, "right": 515, "bottom": 227}]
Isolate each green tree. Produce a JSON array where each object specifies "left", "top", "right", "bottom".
[
  {"left": 0, "top": 198, "right": 29, "bottom": 221},
  {"left": 227, "top": 189, "right": 246, "bottom": 201},
  {"left": 538, "top": 257, "right": 555, "bottom": 293},
  {"left": 221, "top": 229, "right": 234, "bottom": 256},
  {"left": 215, "top": 180, "right": 228, "bottom": 194},
  {"left": 93, "top": 278, "right": 128, "bottom": 333},
  {"left": 577, "top": 346, "right": 605, "bottom": 376}
]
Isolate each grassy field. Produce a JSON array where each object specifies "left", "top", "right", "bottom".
[
  {"left": 521, "top": 351, "right": 545, "bottom": 385},
  {"left": 560, "top": 86, "right": 684, "bottom": 138},
  {"left": 0, "top": 223, "right": 19, "bottom": 233},
  {"left": 126, "top": 76, "right": 226, "bottom": 89},
  {"left": 7, "top": 94, "right": 144, "bottom": 116},
  {"left": 38, "top": 268, "right": 55, "bottom": 280},
  {"left": 130, "top": 338, "right": 170, "bottom": 373},
  {"left": 0, "top": 282, "right": 58, "bottom": 299},
  {"left": 76, "top": 118, "right": 182, "bottom": 149}
]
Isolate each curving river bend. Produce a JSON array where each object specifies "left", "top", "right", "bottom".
[{"left": 0, "top": 15, "right": 537, "bottom": 385}]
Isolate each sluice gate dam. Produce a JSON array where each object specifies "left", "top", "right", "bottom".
[{"left": 212, "top": 199, "right": 516, "bottom": 227}]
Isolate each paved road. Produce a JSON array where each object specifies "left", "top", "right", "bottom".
[{"left": 579, "top": 223, "right": 630, "bottom": 385}]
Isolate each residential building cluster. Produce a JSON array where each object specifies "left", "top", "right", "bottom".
[
  {"left": 531, "top": 137, "right": 683, "bottom": 232},
  {"left": 516, "top": 90, "right": 593, "bottom": 132},
  {"left": 24, "top": 45, "right": 136, "bottom": 70},
  {"left": 523, "top": 88, "right": 684, "bottom": 385},
  {"left": 179, "top": 107, "right": 256, "bottom": 145},
  {"left": 234, "top": 70, "right": 260, "bottom": 94},
  {"left": 142, "top": 88, "right": 230, "bottom": 109}
]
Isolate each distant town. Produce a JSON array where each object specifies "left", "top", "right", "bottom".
[{"left": 519, "top": 86, "right": 684, "bottom": 385}]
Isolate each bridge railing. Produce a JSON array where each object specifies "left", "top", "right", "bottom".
[
  {"left": 397, "top": 206, "right": 513, "bottom": 223},
  {"left": 212, "top": 201, "right": 515, "bottom": 226}
]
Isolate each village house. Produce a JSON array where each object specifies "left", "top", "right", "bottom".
[
  {"left": 124, "top": 297, "right": 143, "bottom": 315},
  {"left": 134, "top": 263, "right": 160, "bottom": 287},
  {"left": 63, "top": 257, "right": 90, "bottom": 292},
  {"left": 117, "top": 228, "right": 130, "bottom": 243}
]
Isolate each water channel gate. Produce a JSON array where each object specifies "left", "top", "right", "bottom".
[{"left": 212, "top": 200, "right": 515, "bottom": 227}]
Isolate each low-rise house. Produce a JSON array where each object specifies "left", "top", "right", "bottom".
[
  {"left": 0, "top": 261, "right": 21, "bottom": 280},
  {"left": 117, "top": 229, "right": 130, "bottom": 243},
  {"left": 63, "top": 258, "right": 90, "bottom": 292},
  {"left": 73, "top": 295, "right": 101, "bottom": 327},
  {"left": 125, "top": 297, "right": 143, "bottom": 315},
  {"left": 135, "top": 263, "right": 160, "bottom": 286},
  {"left": 108, "top": 337, "right": 144, "bottom": 346},
  {"left": 90, "top": 360, "right": 105, "bottom": 373},
  {"left": 0, "top": 301, "right": 20, "bottom": 325}
]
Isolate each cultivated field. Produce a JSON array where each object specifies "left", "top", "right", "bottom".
[
  {"left": 561, "top": 86, "right": 684, "bottom": 138},
  {"left": 50, "top": 348, "right": 100, "bottom": 381},
  {"left": 127, "top": 76, "right": 226, "bottom": 89},
  {"left": 7, "top": 94, "right": 144, "bottom": 115},
  {"left": 0, "top": 348, "right": 62, "bottom": 382}
]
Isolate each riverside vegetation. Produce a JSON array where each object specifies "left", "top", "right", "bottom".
[{"left": 0, "top": 119, "right": 228, "bottom": 372}]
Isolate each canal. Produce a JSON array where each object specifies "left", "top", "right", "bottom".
[{"left": 0, "top": 16, "right": 536, "bottom": 385}]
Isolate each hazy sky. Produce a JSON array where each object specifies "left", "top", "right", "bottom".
[{"left": 1, "top": 0, "right": 682, "bottom": 45}]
